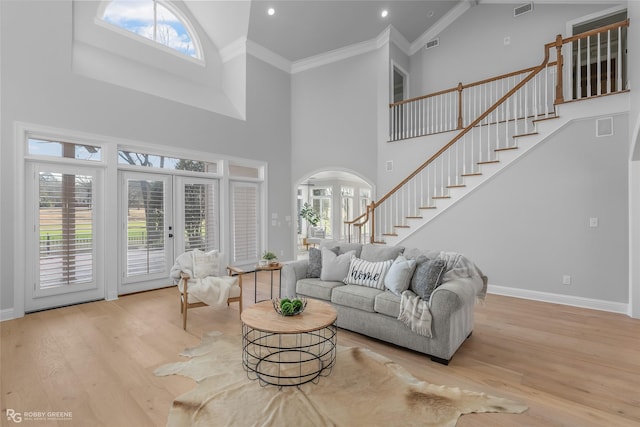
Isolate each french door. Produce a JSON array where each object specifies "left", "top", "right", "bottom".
[
  {"left": 25, "top": 163, "right": 104, "bottom": 312},
  {"left": 119, "top": 171, "right": 174, "bottom": 294},
  {"left": 119, "top": 171, "right": 220, "bottom": 294}
]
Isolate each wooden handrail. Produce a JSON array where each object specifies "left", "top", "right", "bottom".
[
  {"left": 550, "top": 18, "right": 629, "bottom": 47},
  {"left": 389, "top": 63, "right": 555, "bottom": 109}
]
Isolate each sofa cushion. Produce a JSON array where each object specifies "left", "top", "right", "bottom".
[
  {"left": 307, "top": 246, "right": 339, "bottom": 278},
  {"left": 360, "top": 244, "right": 405, "bottom": 262},
  {"left": 374, "top": 291, "right": 401, "bottom": 318},
  {"left": 331, "top": 284, "right": 383, "bottom": 312},
  {"left": 320, "top": 248, "right": 355, "bottom": 281},
  {"left": 296, "top": 278, "right": 345, "bottom": 301},
  {"left": 410, "top": 256, "right": 447, "bottom": 300},
  {"left": 320, "top": 241, "right": 363, "bottom": 258},
  {"left": 384, "top": 255, "right": 417, "bottom": 296},
  {"left": 344, "top": 257, "right": 392, "bottom": 290}
]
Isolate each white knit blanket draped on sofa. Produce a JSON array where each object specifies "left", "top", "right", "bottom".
[{"left": 397, "top": 252, "right": 487, "bottom": 337}]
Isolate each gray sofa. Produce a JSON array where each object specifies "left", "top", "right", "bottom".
[{"left": 281, "top": 242, "right": 487, "bottom": 364}]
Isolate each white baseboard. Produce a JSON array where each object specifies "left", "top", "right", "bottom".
[
  {"left": 1, "top": 308, "right": 15, "bottom": 321},
  {"left": 488, "top": 284, "right": 629, "bottom": 315}
]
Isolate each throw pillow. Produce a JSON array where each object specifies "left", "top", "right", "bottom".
[
  {"left": 344, "top": 257, "right": 393, "bottom": 290},
  {"left": 192, "top": 249, "right": 220, "bottom": 279},
  {"left": 320, "top": 241, "right": 363, "bottom": 258},
  {"left": 307, "top": 246, "right": 339, "bottom": 278},
  {"left": 410, "top": 256, "right": 447, "bottom": 300},
  {"left": 320, "top": 248, "right": 356, "bottom": 282},
  {"left": 384, "top": 256, "right": 417, "bottom": 296},
  {"left": 360, "top": 244, "right": 405, "bottom": 262}
]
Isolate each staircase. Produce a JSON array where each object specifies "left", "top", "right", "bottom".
[
  {"left": 346, "top": 20, "right": 629, "bottom": 245},
  {"left": 381, "top": 94, "right": 629, "bottom": 246}
]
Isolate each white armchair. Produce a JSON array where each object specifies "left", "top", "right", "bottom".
[{"left": 170, "top": 249, "right": 244, "bottom": 330}]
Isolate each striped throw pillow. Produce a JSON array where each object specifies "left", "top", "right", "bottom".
[{"left": 344, "top": 257, "right": 393, "bottom": 289}]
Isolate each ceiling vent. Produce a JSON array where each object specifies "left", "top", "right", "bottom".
[
  {"left": 424, "top": 38, "right": 439, "bottom": 50},
  {"left": 514, "top": 3, "right": 533, "bottom": 17}
]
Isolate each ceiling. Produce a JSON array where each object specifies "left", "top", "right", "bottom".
[{"left": 247, "top": 0, "right": 459, "bottom": 62}]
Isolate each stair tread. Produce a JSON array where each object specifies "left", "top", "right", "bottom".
[
  {"left": 495, "top": 146, "right": 518, "bottom": 152},
  {"left": 419, "top": 206, "right": 437, "bottom": 209},
  {"left": 477, "top": 160, "right": 500, "bottom": 165},
  {"left": 532, "top": 115, "right": 558, "bottom": 123},
  {"left": 513, "top": 132, "right": 538, "bottom": 138},
  {"left": 406, "top": 216, "right": 423, "bottom": 219},
  {"left": 446, "top": 184, "right": 466, "bottom": 188},
  {"left": 432, "top": 196, "right": 451, "bottom": 199},
  {"left": 394, "top": 225, "right": 410, "bottom": 228},
  {"left": 381, "top": 234, "right": 397, "bottom": 237}
]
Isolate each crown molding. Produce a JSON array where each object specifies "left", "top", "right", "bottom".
[
  {"left": 219, "top": 36, "right": 246, "bottom": 63},
  {"left": 245, "top": 39, "right": 292, "bottom": 73},
  {"left": 409, "top": 0, "right": 475, "bottom": 56},
  {"left": 291, "top": 37, "right": 379, "bottom": 74}
]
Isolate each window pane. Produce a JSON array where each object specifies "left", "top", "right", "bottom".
[
  {"left": 155, "top": 3, "right": 196, "bottom": 58},
  {"left": 183, "top": 182, "right": 218, "bottom": 252},
  {"left": 229, "top": 164, "right": 261, "bottom": 179},
  {"left": 231, "top": 183, "right": 258, "bottom": 263},
  {"left": 29, "top": 139, "right": 101, "bottom": 161},
  {"left": 102, "top": 0, "right": 199, "bottom": 59},
  {"left": 126, "top": 179, "right": 166, "bottom": 276},
  {"left": 39, "top": 172, "right": 94, "bottom": 288},
  {"left": 118, "top": 150, "right": 216, "bottom": 172}
]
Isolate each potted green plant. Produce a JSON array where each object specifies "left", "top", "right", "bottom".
[
  {"left": 300, "top": 202, "right": 320, "bottom": 227},
  {"left": 261, "top": 250, "right": 278, "bottom": 266}
]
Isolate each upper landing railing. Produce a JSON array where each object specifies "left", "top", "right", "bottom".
[
  {"left": 347, "top": 19, "right": 629, "bottom": 244},
  {"left": 389, "top": 19, "right": 628, "bottom": 142}
]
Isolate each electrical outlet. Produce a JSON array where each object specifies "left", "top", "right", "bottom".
[
  {"left": 589, "top": 217, "right": 599, "bottom": 228},
  {"left": 504, "top": 36, "right": 511, "bottom": 46},
  {"left": 562, "top": 275, "right": 572, "bottom": 285}
]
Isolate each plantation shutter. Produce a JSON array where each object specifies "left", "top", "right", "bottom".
[
  {"left": 38, "top": 171, "right": 94, "bottom": 288},
  {"left": 126, "top": 178, "right": 166, "bottom": 276},
  {"left": 231, "top": 182, "right": 259, "bottom": 264},
  {"left": 183, "top": 181, "right": 219, "bottom": 252}
]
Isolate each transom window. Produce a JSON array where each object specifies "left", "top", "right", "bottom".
[{"left": 101, "top": 0, "right": 201, "bottom": 60}]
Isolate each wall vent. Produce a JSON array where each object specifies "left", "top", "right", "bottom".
[
  {"left": 514, "top": 3, "right": 533, "bottom": 17},
  {"left": 596, "top": 117, "right": 613, "bottom": 137},
  {"left": 386, "top": 160, "right": 394, "bottom": 172},
  {"left": 424, "top": 38, "right": 439, "bottom": 50}
]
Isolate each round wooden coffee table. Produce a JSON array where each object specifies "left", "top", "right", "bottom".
[{"left": 241, "top": 299, "right": 337, "bottom": 387}]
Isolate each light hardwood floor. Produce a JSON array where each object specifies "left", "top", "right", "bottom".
[{"left": 2, "top": 274, "right": 639, "bottom": 427}]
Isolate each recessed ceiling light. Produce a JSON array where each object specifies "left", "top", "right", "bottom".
[
  {"left": 267, "top": 7, "right": 275, "bottom": 16},
  {"left": 381, "top": 9, "right": 388, "bottom": 18}
]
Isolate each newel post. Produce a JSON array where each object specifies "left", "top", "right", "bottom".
[
  {"left": 554, "top": 34, "right": 565, "bottom": 104},
  {"left": 369, "top": 202, "right": 376, "bottom": 244},
  {"left": 456, "top": 82, "right": 464, "bottom": 129}
]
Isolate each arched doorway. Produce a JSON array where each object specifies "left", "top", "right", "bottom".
[{"left": 295, "top": 170, "right": 374, "bottom": 258}]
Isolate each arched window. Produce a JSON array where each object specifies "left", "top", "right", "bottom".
[{"left": 100, "top": 0, "right": 202, "bottom": 60}]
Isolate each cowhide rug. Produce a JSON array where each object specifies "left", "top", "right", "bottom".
[{"left": 154, "top": 331, "right": 527, "bottom": 427}]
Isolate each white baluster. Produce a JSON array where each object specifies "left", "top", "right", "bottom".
[
  {"left": 597, "top": 32, "right": 602, "bottom": 96},
  {"left": 587, "top": 34, "right": 592, "bottom": 97},
  {"left": 617, "top": 26, "right": 622, "bottom": 91}
]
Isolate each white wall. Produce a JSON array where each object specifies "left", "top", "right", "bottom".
[
  {"left": 401, "top": 114, "right": 629, "bottom": 305},
  {"left": 0, "top": 1, "right": 292, "bottom": 313},
  {"left": 291, "top": 50, "right": 380, "bottom": 187},
  {"left": 413, "top": 3, "right": 607, "bottom": 94}
]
